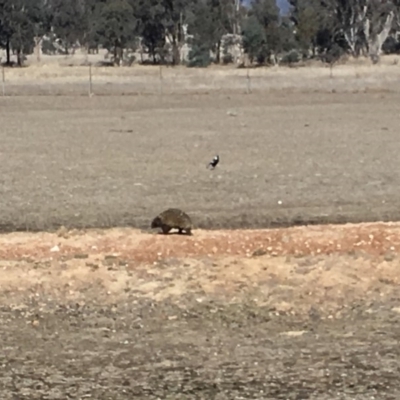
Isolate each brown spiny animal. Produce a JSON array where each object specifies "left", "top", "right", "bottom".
[{"left": 151, "top": 208, "right": 193, "bottom": 235}]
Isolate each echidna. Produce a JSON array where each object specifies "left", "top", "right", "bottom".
[{"left": 151, "top": 208, "right": 193, "bottom": 235}]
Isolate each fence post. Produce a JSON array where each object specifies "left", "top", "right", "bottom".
[
  {"left": 246, "top": 68, "right": 251, "bottom": 94},
  {"left": 159, "top": 64, "right": 163, "bottom": 96}
]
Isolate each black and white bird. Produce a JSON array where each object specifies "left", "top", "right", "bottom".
[{"left": 207, "top": 155, "right": 220, "bottom": 170}]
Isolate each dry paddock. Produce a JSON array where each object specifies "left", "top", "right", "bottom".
[
  {"left": 0, "top": 90, "right": 400, "bottom": 231},
  {"left": 1, "top": 62, "right": 400, "bottom": 398}
]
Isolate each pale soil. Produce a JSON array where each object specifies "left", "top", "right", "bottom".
[{"left": 1, "top": 223, "right": 400, "bottom": 399}]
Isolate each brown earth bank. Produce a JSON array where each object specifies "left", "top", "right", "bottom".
[{"left": 1, "top": 223, "right": 400, "bottom": 399}]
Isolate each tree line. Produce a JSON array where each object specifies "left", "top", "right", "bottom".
[{"left": 0, "top": 0, "right": 399, "bottom": 67}]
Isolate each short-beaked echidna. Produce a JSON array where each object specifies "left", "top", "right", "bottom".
[{"left": 151, "top": 208, "right": 193, "bottom": 235}]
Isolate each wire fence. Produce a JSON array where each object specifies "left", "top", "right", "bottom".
[
  {"left": 1, "top": 61, "right": 400, "bottom": 97},
  {"left": 0, "top": 64, "right": 256, "bottom": 97}
]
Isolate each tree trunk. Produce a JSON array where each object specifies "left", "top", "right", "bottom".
[
  {"left": 342, "top": 6, "right": 366, "bottom": 58},
  {"left": 216, "top": 41, "right": 221, "bottom": 64},
  {"left": 6, "top": 40, "right": 11, "bottom": 65},
  {"left": 113, "top": 42, "right": 122, "bottom": 66},
  {"left": 34, "top": 37, "right": 42, "bottom": 62},
  {"left": 363, "top": 11, "right": 394, "bottom": 63},
  {"left": 17, "top": 49, "right": 23, "bottom": 67},
  {"left": 172, "top": 35, "right": 180, "bottom": 65},
  {"left": 119, "top": 47, "right": 123, "bottom": 65},
  {"left": 235, "top": 0, "right": 241, "bottom": 37},
  {"left": 344, "top": 31, "right": 357, "bottom": 57},
  {"left": 139, "top": 39, "right": 144, "bottom": 64},
  {"left": 83, "top": 44, "right": 89, "bottom": 64}
]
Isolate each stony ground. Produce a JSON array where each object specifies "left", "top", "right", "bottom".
[{"left": 1, "top": 224, "right": 400, "bottom": 399}]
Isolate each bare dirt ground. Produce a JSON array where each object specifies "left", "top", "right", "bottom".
[
  {"left": 1, "top": 223, "right": 400, "bottom": 399},
  {"left": 1, "top": 64, "right": 400, "bottom": 398},
  {"left": 1, "top": 91, "right": 400, "bottom": 231}
]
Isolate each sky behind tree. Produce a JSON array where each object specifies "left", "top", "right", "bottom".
[
  {"left": 276, "top": 0, "right": 290, "bottom": 14},
  {"left": 243, "top": 0, "right": 290, "bottom": 15}
]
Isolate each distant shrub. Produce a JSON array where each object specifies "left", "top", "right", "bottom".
[
  {"left": 242, "top": 15, "right": 267, "bottom": 65},
  {"left": 222, "top": 53, "right": 234, "bottom": 65},
  {"left": 42, "top": 36, "right": 58, "bottom": 55},
  {"left": 382, "top": 36, "right": 400, "bottom": 54},
  {"left": 280, "top": 50, "right": 301, "bottom": 66},
  {"left": 221, "top": 34, "right": 241, "bottom": 65},
  {"left": 122, "top": 52, "right": 136, "bottom": 66},
  {"left": 187, "top": 42, "right": 211, "bottom": 68}
]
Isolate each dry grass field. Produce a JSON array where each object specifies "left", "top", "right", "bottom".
[
  {"left": 2, "top": 52, "right": 400, "bottom": 95},
  {"left": 2, "top": 57, "right": 400, "bottom": 398},
  {"left": 1, "top": 65, "right": 400, "bottom": 231}
]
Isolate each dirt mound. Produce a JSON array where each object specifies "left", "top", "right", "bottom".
[
  {"left": 0, "top": 222, "right": 399, "bottom": 314},
  {"left": 1, "top": 221, "right": 399, "bottom": 262}
]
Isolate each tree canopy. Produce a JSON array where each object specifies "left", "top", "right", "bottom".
[{"left": 0, "top": 0, "right": 399, "bottom": 66}]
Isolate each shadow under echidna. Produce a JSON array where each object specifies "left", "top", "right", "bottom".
[{"left": 151, "top": 208, "right": 193, "bottom": 235}]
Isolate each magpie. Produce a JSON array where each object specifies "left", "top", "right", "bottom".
[{"left": 207, "top": 155, "right": 220, "bottom": 170}]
